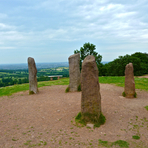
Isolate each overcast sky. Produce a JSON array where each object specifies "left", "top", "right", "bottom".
[{"left": 0, "top": 0, "right": 148, "bottom": 64}]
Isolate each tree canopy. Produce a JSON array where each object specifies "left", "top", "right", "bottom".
[
  {"left": 102, "top": 52, "right": 148, "bottom": 76},
  {"left": 74, "top": 42, "right": 102, "bottom": 70},
  {"left": 74, "top": 43, "right": 148, "bottom": 76}
]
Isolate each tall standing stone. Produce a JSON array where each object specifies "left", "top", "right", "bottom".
[
  {"left": 28, "top": 57, "right": 38, "bottom": 94},
  {"left": 68, "top": 53, "right": 80, "bottom": 92},
  {"left": 81, "top": 55, "right": 101, "bottom": 121},
  {"left": 124, "top": 63, "right": 135, "bottom": 98}
]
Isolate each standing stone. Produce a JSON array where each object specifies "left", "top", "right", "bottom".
[
  {"left": 124, "top": 63, "right": 135, "bottom": 98},
  {"left": 68, "top": 53, "right": 80, "bottom": 92},
  {"left": 81, "top": 55, "right": 101, "bottom": 121},
  {"left": 28, "top": 57, "right": 38, "bottom": 94}
]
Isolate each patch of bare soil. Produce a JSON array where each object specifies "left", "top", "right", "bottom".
[
  {"left": 137, "top": 75, "right": 148, "bottom": 78},
  {"left": 0, "top": 84, "right": 148, "bottom": 148}
]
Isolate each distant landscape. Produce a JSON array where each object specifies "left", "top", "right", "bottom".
[
  {"left": 0, "top": 61, "right": 109, "bottom": 70},
  {"left": 0, "top": 62, "right": 70, "bottom": 87},
  {"left": 0, "top": 62, "right": 69, "bottom": 70},
  {"left": 0, "top": 61, "right": 109, "bottom": 88},
  {"left": 0, "top": 52, "right": 148, "bottom": 88}
]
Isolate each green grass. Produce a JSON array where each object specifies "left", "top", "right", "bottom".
[
  {"left": 98, "top": 139, "right": 129, "bottom": 148},
  {"left": 122, "top": 91, "right": 126, "bottom": 97},
  {"left": 99, "top": 76, "right": 148, "bottom": 91},
  {"left": 122, "top": 91, "right": 137, "bottom": 98},
  {"left": 98, "top": 139, "right": 109, "bottom": 147},
  {"left": 111, "top": 140, "right": 129, "bottom": 148},
  {"left": 1, "top": 76, "right": 148, "bottom": 97},
  {"left": 99, "top": 76, "right": 125, "bottom": 87},
  {"left": 65, "top": 86, "right": 70, "bottom": 93},
  {"left": 132, "top": 135, "right": 140, "bottom": 140},
  {"left": 77, "top": 84, "right": 81, "bottom": 91},
  {"left": 0, "top": 78, "right": 69, "bottom": 97},
  {"left": 144, "top": 106, "right": 148, "bottom": 111},
  {"left": 75, "top": 112, "right": 106, "bottom": 128}
]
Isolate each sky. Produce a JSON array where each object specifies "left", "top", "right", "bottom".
[{"left": 0, "top": 0, "right": 148, "bottom": 64}]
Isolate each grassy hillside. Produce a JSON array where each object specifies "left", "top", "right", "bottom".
[
  {"left": 99, "top": 76, "right": 148, "bottom": 91},
  {"left": 0, "top": 78, "right": 69, "bottom": 97},
  {"left": 0, "top": 77, "right": 148, "bottom": 97}
]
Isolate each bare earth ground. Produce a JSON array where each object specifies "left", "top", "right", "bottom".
[
  {"left": 137, "top": 75, "right": 148, "bottom": 78},
  {"left": 0, "top": 84, "right": 148, "bottom": 148}
]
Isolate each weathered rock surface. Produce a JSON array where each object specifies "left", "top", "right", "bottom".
[
  {"left": 68, "top": 53, "right": 80, "bottom": 92},
  {"left": 81, "top": 55, "right": 101, "bottom": 120},
  {"left": 124, "top": 63, "right": 135, "bottom": 98},
  {"left": 28, "top": 57, "right": 38, "bottom": 94}
]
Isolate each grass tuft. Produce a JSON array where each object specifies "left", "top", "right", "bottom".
[
  {"left": 145, "top": 106, "right": 148, "bottom": 111},
  {"left": 65, "top": 86, "right": 70, "bottom": 93},
  {"left": 111, "top": 140, "right": 129, "bottom": 148},
  {"left": 122, "top": 91, "right": 137, "bottom": 98},
  {"left": 98, "top": 139, "right": 129, "bottom": 148},
  {"left": 29, "top": 91, "right": 35, "bottom": 95},
  {"left": 75, "top": 112, "right": 86, "bottom": 125},
  {"left": 122, "top": 91, "right": 126, "bottom": 97},
  {"left": 132, "top": 135, "right": 140, "bottom": 140},
  {"left": 98, "top": 139, "right": 108, "bottom": 147},
  {"left": 134, "top": 92, "right": 137, "bottom": 98},
  {"left": 75, "top": 112, "right": 106, "bottom": 128},
  {"left": 77, "top": 84, "right": 81, "bottom": 91}
]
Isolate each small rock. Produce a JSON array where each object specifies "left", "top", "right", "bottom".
[
  {"left": 86, "top": 124, "right": 94, "bottom": 128},
  {"left": 119, "top": 96, "right": 124, "bottom": 99}
]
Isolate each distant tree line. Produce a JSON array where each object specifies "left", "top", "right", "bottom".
[
  {"left": 75, "top": 43, "right": 148, "bottom": 76},
  {"left": 0, "top": 77, "right": 29, "bottom": 87},
  {"left": 37, "top": 68, "right": 69, "bottom": 77},
  {"left": 99, "top": 52, "right": 148, "bottom": 76},
  {"left": 1, "top": 47, "right": 148, "bottom": 88}
]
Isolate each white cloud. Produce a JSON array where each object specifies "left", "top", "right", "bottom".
[
  {"left": 0, "top": 23, "right": 16, "bottom": 30},
  {"left": 100, "top": 3, "right": 124, "bottom": 11},
  {"left": 0, "top": 31, "right": 24, "bottom": 41},
  {"left": 0, "top": 0, "right": 148, "bottom": 63},
  {"left": 115, "top": 12, "right": 137, "bottom": 18}
]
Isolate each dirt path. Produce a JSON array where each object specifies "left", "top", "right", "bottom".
[
  {"left": 0, "top": 84, "right": 148, "bottom": 148},
  {"left": 137, "top": 75, "right": 148, "bottom": 78}
]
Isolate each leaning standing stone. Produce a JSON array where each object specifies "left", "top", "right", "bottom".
[
  {"left": 124, "top": 63, "right": 135, "bottom": 98},
  {"left": 68, "top": 53, "right": 80, "bottom": 92},
  {"left": 28, "top": 57, "right": 38, "bottom": 94},
  {"left": 81, "top": 55, "right": 101, "bottom": 121}
]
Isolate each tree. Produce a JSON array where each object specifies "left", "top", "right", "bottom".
[
  {"left": 104, "top": 52, "right": 148, "bottom": 76},
  {"left": 74, "top": 42, "right": 102, "bottom": 71}
]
